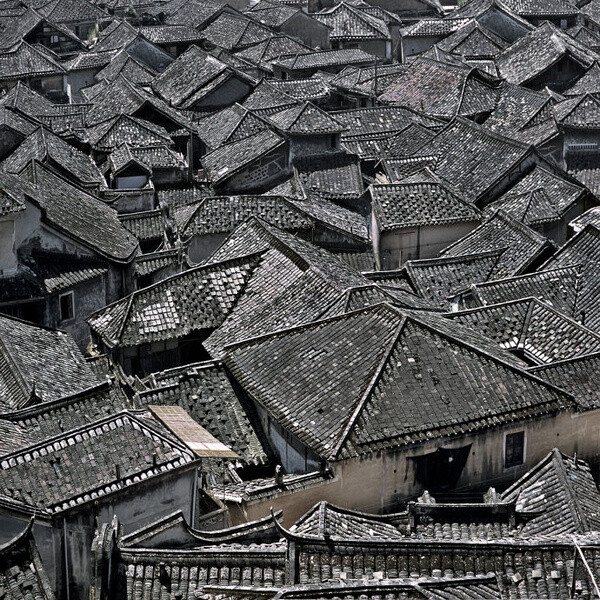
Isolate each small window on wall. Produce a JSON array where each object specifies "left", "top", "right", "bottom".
[
  {"left": 59, "top": 291, "right": 74, "bottom": 321},
  {"left": 504, "top": 431, "right": 525, "bottom": 468}
]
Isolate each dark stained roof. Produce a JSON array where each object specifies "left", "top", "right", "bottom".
[
  {"left": 378, "top": 58, "right": 500, "bottom": 119},
  {"left": 0, "top": 410, "right": 196, "bottom": 515},
  {"left": 529, "top": 352, "right": 600, "bottom": 409},
  {"left": 0, "top": 314, "right": 102, "bottom": 413},
  {"left": 0, "top": 520, "right": 55, "bottom": 599},
  {"left": 27, "top": 162, "right": 139, "bottom": 263},
  {"left": 202, "top": 129, "right": 286, "bottom": 186},
  {"left": 371, "top": 179, "right": 481, "bottom": 231},
  {"left": 0, "top": 40, "right": 65, "bottom": 82},
  {"left": 0, "top": 126, "right": 106, "bottom": 189},
  {"left": 138, "top": 360, "right": 268, "bottom": 465},
  {"left": 496, "top": 22, "right": 599, "bottom": 86},
  {"left": 446, "top": 298, "right": 600, "bottom": 364},
  {"left": 484, "top": 165, "right": 587, "bottom": 226},
  {"left": 501, "top": 448, "right": 600, "bottom": 535},
  {"left": 223, "top": 302, "right": 572, "bottom": 460},
  {"left": 273, "top": 48, "right": 379, "bottom": 73},
  {"left": 314, "top": 2, "right": 390, "bottom": 41},
  {"left": 88, "top": 253, "right": 262, "bottom": 348},
  {"left": 440, "top": 210, "right": 555, "bottom": 279}
]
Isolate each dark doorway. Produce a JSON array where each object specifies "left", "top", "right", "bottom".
[{"left": 410, "top": 444, "right": 472, "bottom": 494}]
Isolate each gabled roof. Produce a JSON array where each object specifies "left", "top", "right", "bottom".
[
  {"left": 87, "top": 114, "right": 173, "bottom": 152},
  {"left": 35, "top": 0, "right": 109, "bottom": 24},
  {"left": 88, "top": 254, "right": 262, "bottom": 348},
  {"left": 499, "top": 0, "right": 579, "bottom": 18},
  {"left": 202, "top": 129, "right": 286, "bottom": 186},
  {"left": 27, "top": 161, "right": 138, "bottom": 263},
  {"left": 107, "top": 142, "right": 152, "bottom": 176},
  {"left": 294, "top": 152, "right": 363, "bottom": 200},
  {"left": 91, "top": 19, "right": 138, "bottom": 52},
  {"left": 0, "top": 519, "right": 55, "bottom": 599},
  {"left": 378, "top": 58, "right": 500, "bottom": 119},
  {"left": 529, "top": 353, "right": 600, "bottom": 409},
  {"left": 330, "top": 63, "right": 409, "bottom": 98},
  {"left": 541, "top": 224, "right": 600, "bottom": 270},
  {"left": 223, "top": 303, "right": 573, "bottom": 460},
  {"left": 196, "top": 103, "right": 271, "bottom": 151},
  {"left": 0, "top": 410, "right": 197, "bottom": 516},
  {"left": 564, "top": 61, "right": 600, "bottom": 96},
  {"left": 0, "top": 40, "right": 65, "bottom": 81},
  {"left": 93, "top": 50, "right": 157, "bottom": 84},
  {"left": 164, "top": 0, "right": 224, "bottom": 28},
  {"left": 441, "top": 210, "right": 555, "bottom": 278},
  {"left": 267, "top": 101, "right": 346, "bottom": 135},
  {"left": 269, "top": 77, "right": 331, "bottom": 102},
  {"left": 234, "top": 35, "right": 311, "bottom": 72},
  {"left": 554, "top": 93, "right": 600, "bottom": 128},
  {"left": 371, "top": 179, "right": 481, "bottom": 231},
  {"left": 200, "top": 11, "right": 274, "bottom": 51},
  {"left": 1, "top": 126, "right": 106, "bottom": 189},
  {"left": 246, "top": 0, "right": 306, "bottom": 28},
  {"left": 0, "top": 314, "right": 101, "bottom": 413},
  {"left": 437, "top": 19, "right": 509, "bottom": 57},
  {"left": 138, "top": 360, "right": 268, "bottom": 466},
  {"left": 570, "top": 206, "right": 600, "bottom": 234},
  {"left": 242, "top": 78, "right": 299, "bottom": 113},
  {"left": 314, "top": 2, "right": 390, "bottom": 41},
  {"left": 496, "top": 22, "right": 599, "bottom": 86},
  {"left": 501, "top": 449, "right": 600, "bottom": 535},
  {"left": 140, "top": 24, "right": 204, "bottom": 46},
  {"left": 447, "top": 298, "right": 600, "bottom": 364},
  {"left": 484, "top": 165, "right": 587, "bottom": 226},
  {"left": 152, "top": 45, "right": 243, "bottom": 109},
  {"left": 273, "top": 48, "right": 378, "bottom": 73},
  {"left": 401, "top": 17, "right": 470, "bottom": 37}
]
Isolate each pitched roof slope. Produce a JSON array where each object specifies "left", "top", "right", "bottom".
[
  {"left": 223, "top": 303, "right": 573, "bottom": 460},
  {"left": 501, "top": 449, "right": 600, "bottom": 535},
  {"left": 87, "top": 254, "right": 262, "bottom": 348}
]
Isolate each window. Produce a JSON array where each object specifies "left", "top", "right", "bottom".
[
  {"left": 504, "top": 431, "right": 525, "bottom": 468},
  {"left": 50, "top": 34, "right": 60, "bottom": 44},
  {"left": 59, "top": 292, "right": 74, "bottom": 321}
]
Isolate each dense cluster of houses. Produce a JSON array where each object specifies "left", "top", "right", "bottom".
[{"left": 2, "top": 0, "right": 600, "bottom": 597}]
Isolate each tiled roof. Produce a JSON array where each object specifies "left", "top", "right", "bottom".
[
  {"left": 564, "top": 61, "right": 600, "bottom": 96},
  {"left": 554, "top": 93, "right": 600, "bottom": 128},
  {"left": 196, "top": 104, "right": 271, "bottom": 151},
  {"left": 140, "top": 24, "right": 205, "bottom": 45},
  {"left": 152, "top": 45, "right": 238, "bottom": 108},
  {"left": 437, "top": 19, "right": 509, "bottom": 57},
  {"left": 330, "top": 63, "right": 410, "bottom": 97},
  {"left": 501, "top": 449, "right": 600, "bottom": 535},
  {"left": 165, "top": 0, "right": 224, "bottom": 28},
  {"left": 314, "top": 3, "right": 390, "bottom": 41},
  {"left": 403, "top": 250, "right": 506, "bottom": 308},
  {"left": 379, "top": 58, "right": 499, "bottom": 119},
  {"left": 25, "top": 162, "right": 138, "bottom": 262},
  {"left": 496, "top": 22, "right": 599, "bottom": 86},
  {"left": 371, "top": 180, "right": 481, "bottom": 231},
  {"left": 246, "top": 0, "right": 301, "bottom": 28},
  {"left": 0, "top": 314, "right": 101, "bottom": 412},
  {"left": 273, "top": 48, "right": 378, "bottom": 72},
  {"left": 138, "top": 360, "right": 268, "bottom": 465},
  {"left": 108, "top": 142, "right": 153, "bottom": 176},
  {"left": 2, "top": 382, "right": 130, "bottom": 447},
  {"left": 269, "top": 77, "right": 331, "bottom": 102},
  {"left": 131, "top": 145, "right": 185, "bottom": 169},
  {"left": 202, "top": 129, "right": 286, "bottom": 186},
  {"left": 0, "top": 410, "right": 196, "bottom": 515},
  {"left": 134, "top": 248, "right": 181, "bottom": 278},
  {"left": 234, "top": 35, "right": 311, "bottom": 71},
  {"left": 242, "top": 78, "right": 299, "bottom": 113},
  {"left": 156, "top": 186, "right": 212, "bottom": 210},
  {"left": 63, "top": 48, "right": 118, "bottom": 71},
  {"left": 484, "top": 165, "right": 587, "bottom": 226},
  {"left": 294, "top": 152, "right": 363, "bottom": 199},
  {"left": 541, "top": 224, "right": 600, "bottom": 271},
  {"left": 87, "top": 114, "right": 173, "bottom": 152},
  {"left": 459, "top": 265, "right": 583, "bottom": 318},
  {"left": 401, "top": 18, "right": 470, "bottom": 36},
  {"left": 0, "top": 80, "right": 56, "bottom": 117},
  {"left": 87, "top": 254, "right": 262, "bottom": 348},
  {"left": 1, "top": 126, "right": 106, "bottom": 189},
  {"left": 499, "top": 0, "right": 579, "bottom": 17},
  {"left": 441, "top": 210, "right": 555, "bottom": 279},
  {"left": 267, "top": 101, "right": 346, "bottom": 135},
  {"left": 35, "top": 0, "right": 109, "bottom": 24},
  {"left": 0, "top": 40, "right": 65, "bottom": 81},
  {"left": 529, "top": 352, "right": 600, "bottom": 409},
  {"left": 200, "top": 11, "right": 273, "bottom": 51},
  {"left": 0, "top": 520, "right": 55, "bottom": 600},
  {"left": 570, "top": 206, "right": 600, "bottom": 233},
  {"left": 223, "top": 303, "right": 572, "bottom": 460},
  {"left": 119, "top": 209, "right": 164, "bottom": 243},
  {"left": 93, "top": 51, "right": 157, "bottom": 85},
  {"left": 201, "top": 218, "right": 367, "bottom": 354},
  {"left": 447, "top": 298, "right": 600, "bottom": 364}
]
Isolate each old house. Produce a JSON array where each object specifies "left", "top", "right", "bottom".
[
  {"left": 370, "top": 173, "right": 482, "bottom": 268},
  {"left": 314, "top": 2, "right": 392, "bottom": 60}
]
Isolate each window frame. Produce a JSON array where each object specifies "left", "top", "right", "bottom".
[
  {"left": 59, "top": 291, "right": 75, "bottom": 322},
  {"left": 504, "top": 430, "right": 526, "bottom": 469}
]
